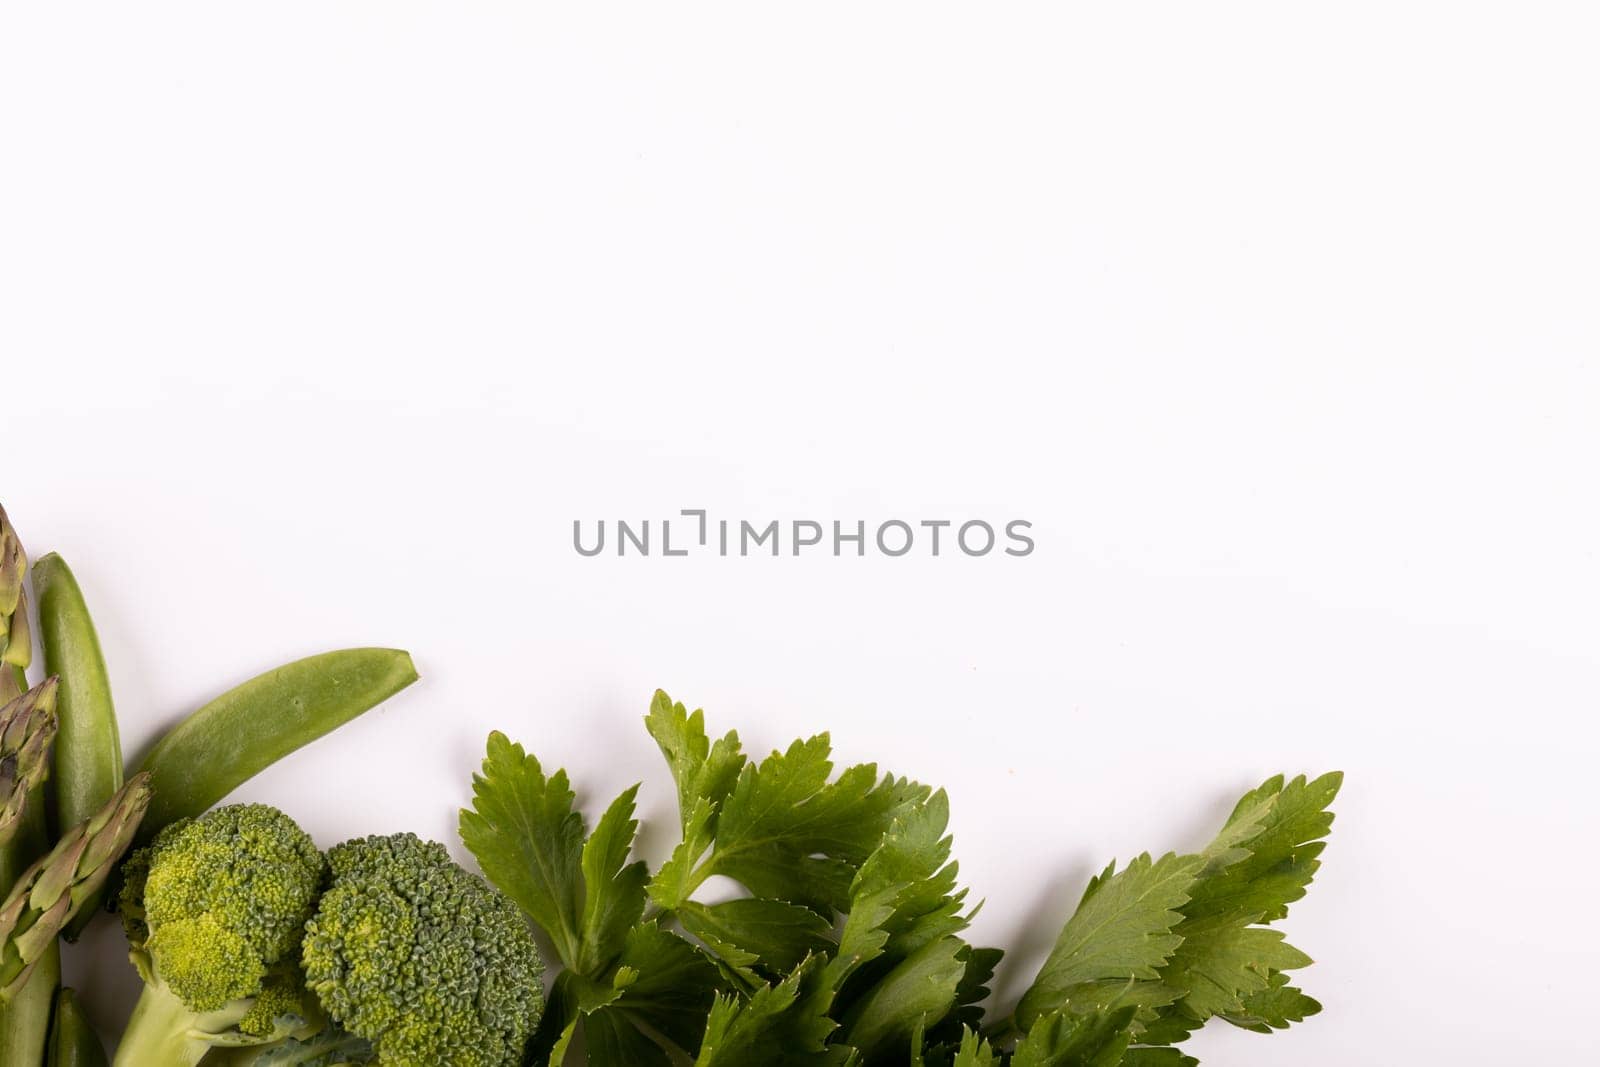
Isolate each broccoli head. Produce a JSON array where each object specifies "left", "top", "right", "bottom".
[
  {"left": 114, "top": 804, "right": 329, "bottom": 1067},
  {"left": 301, "top": 833, "right": 544, "bottom": 1067}
]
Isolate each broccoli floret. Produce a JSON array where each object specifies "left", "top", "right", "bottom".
[
  {"left": 301, "top": 833, "right": 544, "bottom": 1067},
  {"left": 114, "top": 804, "right": 329, "bottom": 1067}
]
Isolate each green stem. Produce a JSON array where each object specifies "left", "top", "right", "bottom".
[
  {"left": 0, "top": 794, "right": 57, "bottom": 1063},
  {"left": 0, "top": 941, "right": 58, "bottom": 1065},
  {"left": 112, "top": 982, "right": 212, "bottom": 1067}
]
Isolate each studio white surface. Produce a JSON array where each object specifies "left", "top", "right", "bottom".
[{"left": 4, "top": 4, "right": 1598, "bottom": 1062}]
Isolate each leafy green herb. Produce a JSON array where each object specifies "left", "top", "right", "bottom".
[{"left": 465, "top": 691, "right": 1341, "bottom": 1065}]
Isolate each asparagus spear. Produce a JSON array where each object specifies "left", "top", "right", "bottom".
[
  {"left": 0, "top": 679, "right": 58, "bottom": 845},
  {"left": 0, "top": 772, "right": 153, "bottom": 998},
  {"left": 0, "top": 505, "right": 53, "bottom": 1062},
  {"left": 0, "top": 505, "right": 31, "bottom": 704}
]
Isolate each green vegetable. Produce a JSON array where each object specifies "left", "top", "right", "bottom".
[
  {"left": 460, "top": 730, "right": 723, "bottom": 1063},
  {"left": 0, "top": 504, "right": 33, "bottom": 706},
  {"left": 465, "top": 691, "right": 1341, "bottom": 1066},
  {"left": 0, "top": 679, "right": 59, "bottom": 845},
  {"left": 0, "top": 772, "right": 149, "bottom": 1067},
  {"left": 0, "top": 772, "right": 152, "bottom": 996},
  {"left": 114, "top": 804, "right": 327, "bottom": 1067},
  {"left": 201, "top": 1029, "right": 375, "bottom": 1066},
  {"left": 33, "top": 554, "right": 125, "bottom": 941},
  {"left": 0, "top": 786, "right": 52, "bottom": 1066},
  {"left": 33, "top": 555, "right": 124, "bottom": 834},
  {"left": 300, "top": 832, "right": 544, "bottom": 1067},
  {"left": 48, "top": 988, "right": 109, "bottom": 1067},
  {"left": 0, "top": 933, "right": 57, "bottom": 1066},
  {"left": 136, "top": 648, "right": 418, "bottom": 840},
  {"left": 0, "top": 488, "right": 56, "bottom": 1061}
]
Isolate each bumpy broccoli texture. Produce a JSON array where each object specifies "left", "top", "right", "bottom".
[
  {"left": 114, "top": 804, "right": 328, "bottom": 1067},
  {"left": 301, "top": 832, "right": 545, "bottom": 1067}
]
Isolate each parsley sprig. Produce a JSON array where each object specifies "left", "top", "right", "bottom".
[{"left": 460, "top": 690, "right": 1340, "bottom": 1066}]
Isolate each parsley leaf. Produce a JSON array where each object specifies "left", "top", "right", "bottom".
[
  {"left": 1220, "top": 970, "right": 1322, "bottom": 1033},
  {"left": 458, "top": 697, "right": 1339, "bottom": 1067},
  {"left": 1014, "top": 852, "right": 1201, "bottom": 1029},
  {"left": 459, "top": 731, "right": 590, "bottom": 969},
  {"left": 1120, "top": 1049, "right": 1199, "bottom": 1067},
  {"left": 647, "top": 709, "right": 930, "bottom": 913},
  {"left": 645, "top": 690, "right": 746, "bottom": 831},
  {"left": 839, "top": 935, "right": 969, "bottom": 1060},
  {"left": 693, "top": 959, "right": 840, "bottom": 1067},
  {"left": 1157, "top": 772, "right": 1341, "bottom": 1023},
  {"left": 1010, "top": 1007, "right": 1137, "bottom": 1067},
  {"left": 679, "top": 897, "right": 837, "bottom": 981}
]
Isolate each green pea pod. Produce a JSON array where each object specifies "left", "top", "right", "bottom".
[
  {"left": 33, "top": 556, "right": 123, "bottom": 837},
  {"left": 136, "top": 648, "right": 418, "bottom": 839},
  {"left": 33, "top": 554, "right": 125, "bottom": 940},
  {"left": 48, "top": 988, "right": 108, "bottom": 1067}
]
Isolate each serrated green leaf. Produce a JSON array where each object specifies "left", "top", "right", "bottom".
[
  {"left": 695, "top": 958, "right": 839, "bottom": 1067},
  {"left": 578, "top": 784, "right": 650, "bottom": 972},
  {"left": 459, "top": 731, "right": 587, "bottom": 968},
  {"left": 943, "top": 944, "right": 1004, "bottom": 1035},
  {"left": 1161, "top": 918, "right": 1313, "bottom": 1019},
  {"left": 707, "top": 735, "right": 930, "bottom": 912},
  {"left": 1220, "top": 970, "right": 1322, "bottom": 1033},
  {"left": 840, "top": 935, "right": 968, "bottom": 1060},
  {"left": 1011, "top": 1007, "right": 1137, "bottom": 1067},
  {"left": 1187, "top": 773, "right": 1342, "bottom": 925},
  {"left": 1015, "top": 852, "right": 1201, "bottom": 1029},
  {"left": 850, "top": 790, "right": 969, "bottom": 961},
  {"left": 1121, "top": 1049, "right": 1199, "bottom": 1067},
  {"left": 586, "top": 1008, "right": 674, "bottom": 1067},
  {"left": 1132, "top": 1006, "right": 1203, "bottom": 1047},
  {"left": 1155, "top": 773, "right": 1338, "bottom": 1027},
  {"left": 605, "top": 923, "right": 725, "bottom": 1054},
  {"left": 460, "top": 732, "right": 652, "bottom": 982},
  {"left": 649, "top": 795, "right": 718, "bottom": 910},
  {"left": 542, "top": 923, "right": 723, "bottom": 1065},
  {"left": 646, "top": 690, "right": 746, "bottom": 831},
  {"left": 681, "top": 897, "right": 838, "bottom": 978},
  {"left": 946, "top": 1027, "right": 1001, "bottom": 1067},
  {"left": 824, "top": 788, "right": 967, "bottom": 1002}
]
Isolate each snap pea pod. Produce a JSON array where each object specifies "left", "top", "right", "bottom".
[
  {"left": 33, "top": 555, "right": 123, "bottom": 838},
  {"left": 48, "top": 988, "right": 108, "bottom": 1067},
  {"left": 136, "top": 648, "right": 418, "bottom": 839},
  {"left": 33, "top": 555, "right": 123, "bottom": 940}
]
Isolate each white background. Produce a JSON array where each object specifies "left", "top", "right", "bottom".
[{"left": 4, "top": 4, "right": 1598, "bottom": 1062}]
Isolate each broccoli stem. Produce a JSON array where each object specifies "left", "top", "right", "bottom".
[{"left": 113, "top": 983, "right": 215, "bottom": 1067}]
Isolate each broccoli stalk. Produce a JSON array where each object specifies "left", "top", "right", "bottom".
[{"left": 114, "top": 805, "right": 327, "bottom": 1067}]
